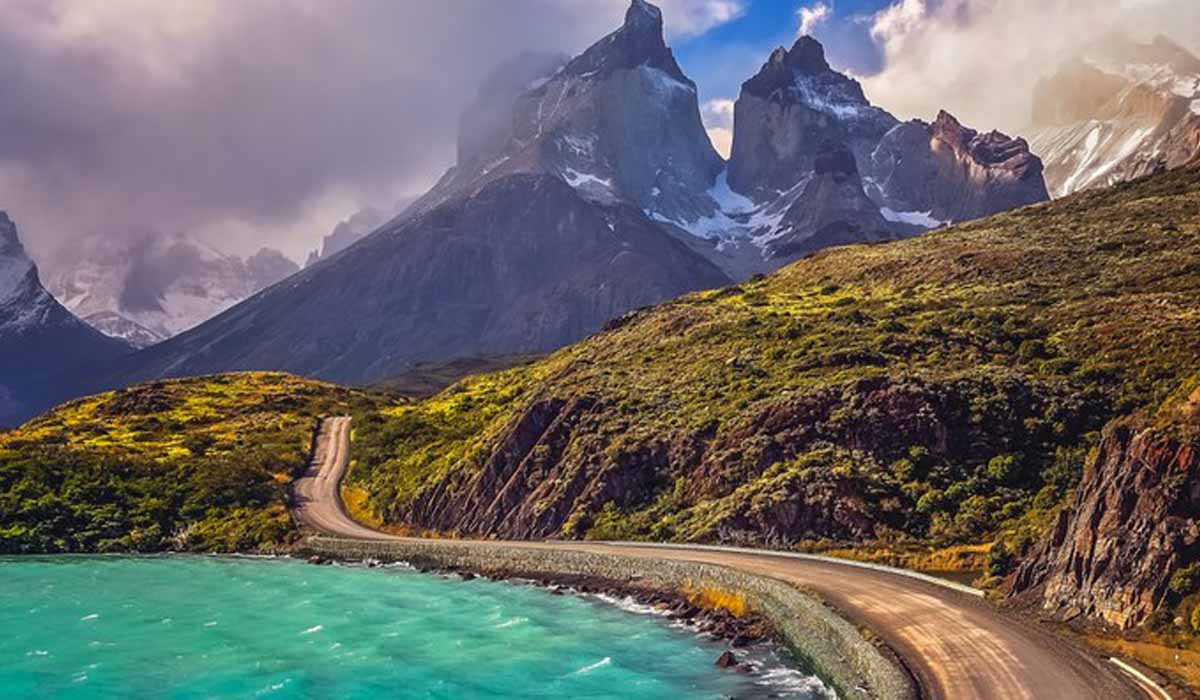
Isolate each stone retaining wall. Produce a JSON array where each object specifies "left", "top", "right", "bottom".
[{"left": 303, "top": 537, "right": 917, "bottom": 700}]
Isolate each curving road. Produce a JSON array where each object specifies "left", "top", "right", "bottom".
[{"left": 293, "top": 417, "right": 1155, "bottom": 700}]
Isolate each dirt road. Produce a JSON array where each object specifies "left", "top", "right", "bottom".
[{"left": 292, "top": 417, "right": 1152, "bottom": 699}]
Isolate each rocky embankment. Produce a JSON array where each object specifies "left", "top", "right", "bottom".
[{"left": 1011, "top": 379, "right": 1200, "bottom": 629}]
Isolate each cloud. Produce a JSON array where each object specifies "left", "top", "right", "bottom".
[
  {"left": 797, "top": 2, "right": 833, "bottom": 37},
  {"left": 657, "top": 0, "right": 747, "bottom": 38},
  {"left": 701, "top": 98, "right": 737, "bottom": 158},
  {"left": 858, "top": 0, "right": 1200, "bottom": 133},
  {"left": 0, "top": 1, "right": 741, "bottom": 270}
]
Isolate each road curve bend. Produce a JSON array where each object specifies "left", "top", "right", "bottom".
[{"left": 292, "top": 417, "right": 1151, "bottom": 700}]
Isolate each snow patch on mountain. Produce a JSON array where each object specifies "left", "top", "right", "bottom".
[{"left": 880, "top": 208, "right": 946, "bottom": 228}]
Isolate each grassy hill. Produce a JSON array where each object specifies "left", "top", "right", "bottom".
[
  {"left": 348, "top": 166, "right": 1200, "bottom": 572},
  {"left": 0, "top": 373, "right": 385, "bottom": 553}
]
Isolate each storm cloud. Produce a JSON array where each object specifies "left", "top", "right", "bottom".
[{"left": 0, "top": 1, "right": 743, "bottom": 268}]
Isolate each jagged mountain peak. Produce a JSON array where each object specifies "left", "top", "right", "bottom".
[
  {"left": 786, "top": 36, "right": 832, "bottom": 75},
  {"left": 562, "top": 0, "right": 687, "bottom": 85},
  {"left": 625, "top": 0, "right": 662, "bottom": 27}
]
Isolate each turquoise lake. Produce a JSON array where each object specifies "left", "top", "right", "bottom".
[{"left": 0, "top": 556, "right": 834, "bottom": 699}]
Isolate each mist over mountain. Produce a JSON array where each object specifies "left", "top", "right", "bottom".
[
  {"left": 45, "top": 236, "right": 298, "bottom": 347},
  {"left": 1026, "top": 35, "right": 1200, "bottom": 197}
]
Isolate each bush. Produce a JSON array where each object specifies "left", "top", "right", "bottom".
[{"left": 1170, "top": 563, "right": 1200, "bottom": 596}]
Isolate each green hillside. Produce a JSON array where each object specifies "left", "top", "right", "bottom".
[
  {"left": 0, "top": 373, "right": 385, "bottom": 553},
  {"left": 349, "top": 166, "right": 1200, "bottom": 565}
]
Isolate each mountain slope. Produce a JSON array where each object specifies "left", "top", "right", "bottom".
[
  {"left": 104, "top": 175, "right": 728, "bottom": 387},
  {"left": 1028, "top": 35, "right": 1200, "bottom": 197},
  {"left": 0, "top": 213, "right": 133, "bottom": 426},
  {"left": 346, "top": 167, "right": 1200, "bottom": 556},
  {"left": 91, "top": 1, "right": 730, "bottom": 391}
]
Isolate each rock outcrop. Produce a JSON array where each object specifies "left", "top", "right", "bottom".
[
  {"left": 651, "top": 36, "right": 1048, "bottom": 276},
  {"left": 1011, "top": 382, "right": 1200, "bottom": 629},
  {"left": 728, "top": 36, "right": 897, "bottom": 198}
]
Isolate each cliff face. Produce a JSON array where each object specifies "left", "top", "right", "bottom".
[
  {"left": 866, "top": 111, "right": 1049, "bottom": 224},
  {"left": 1011, "top": 382, "right": 1200, "bottom": 629}
]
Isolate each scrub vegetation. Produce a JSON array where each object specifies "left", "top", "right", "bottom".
[
  {"left": 0, "top": 372, "right": 385, "bottom": 553},
  {"left": 348, "top": 167, "right": 1200, "bottom": 572}
]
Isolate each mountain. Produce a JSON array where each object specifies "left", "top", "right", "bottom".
[
  {"left": 94, "top": 2, "right": 731, "bottom": 389},
  {"left": 0, "top": 212, "right": 132, "bottom": 426},
  {"left": 346, "top": 166, "right": 1200, "bottom": 561},
  {"left": 1027, "top": 35, "right": 1200, "bottom": 197},
  {"left": 46, "top": 235, "right": 299, "bottom": 347},
  {"left": 648, "top": 36, "right": 1048, "bottom": 277},
  {"left": 407, "top": 2, "right": 723, "bottom": 227},
  {"left": 82, "top": 2, "right": 1051, "bottom": 397}
]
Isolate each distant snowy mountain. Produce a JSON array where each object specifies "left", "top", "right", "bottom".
[
  {"left": 46, "top": 235, "right": 298, "bottom": 347},
  {"left": 1027, "top": 35, "right": 1200, "bottom": 197},
  {"left": 0, "top": 212, "right": 132, "bottom": 425}
]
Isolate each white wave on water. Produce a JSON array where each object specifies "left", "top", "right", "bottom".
[
  {"left": 568, "top": 657, "right": 612, "bottom": 676},
  {"left": 591, "top": 593, "right": 671, "bottom": 617},
  {"left": 80, "top": 613, "right": 99, "bottom": 621},
  {"left": 756, "top": 665, "right": 838, "bottom": 698},
  {"left": 26, "top": 650, "right": 49, "bottom": 657},
  {"left": 300, "top": 625, "right": 323, "bottom": 635},
  {"left": 494, "top": 617, "right": 527, "bottom": 629}
]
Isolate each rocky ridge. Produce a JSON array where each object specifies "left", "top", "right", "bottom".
[
  {"left": 1011, "top": 379, "right": 1200, "bottom": 630},
  {"left": 653, "top": 36, "right": 1049, "bottom": 277}
]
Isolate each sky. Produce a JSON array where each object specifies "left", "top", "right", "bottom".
[{"left": 1, "top": 0, "right": 1197, "bottom": 270}]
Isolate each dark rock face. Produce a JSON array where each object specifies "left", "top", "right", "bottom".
[
  {"left": 1010, "top": 389, "right": 1200, "bottom": 629},
  {"left": 0, "top": 213, "right": 132, "bottom": 425},
  {"left": 411, "top": 0, "right": 722, "bottom": 226},
  {"left": 766, "top": 142, "right": 892, "bottom": 260},
  {"left": 866, "top": 111, "right": 1049, "bottom": 223},
  {"left": 102, "top": 176, "right": 728, "bottom": 387}
]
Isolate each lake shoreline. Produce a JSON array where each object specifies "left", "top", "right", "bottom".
[{"left": 301, "top": 537, "right": 917, "bottom": 700}]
